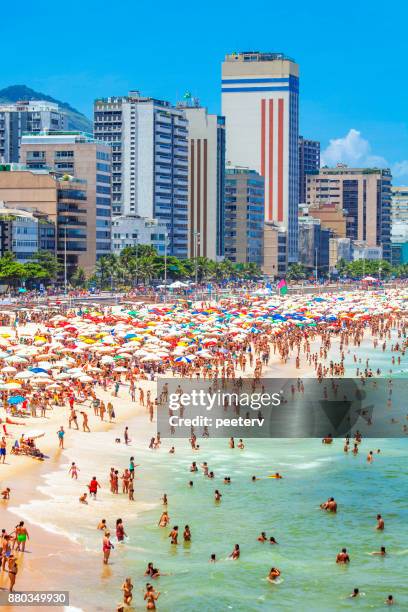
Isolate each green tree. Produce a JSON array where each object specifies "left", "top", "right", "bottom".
[
  {"left": 0, "top": 253, "right": 27, "bottom": 289},
  {"left": 70, "top": 267, "right": 87, "bottom": 288},
  {"left": 30, "top": 250, "right": 61, "bottom": 281},
  {"left": 286, "top": 263, "right": 306, "bottom": 280}
]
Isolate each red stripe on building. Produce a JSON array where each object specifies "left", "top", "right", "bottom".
[
  {"left": 268, "top": 99, "right": 274, "bottom": 221},
  {"left": 261, "top": 99, "right": 266, "bottom": 178},
  {"left": 278, "top": 98, "right": 284, "bottom": 223}
]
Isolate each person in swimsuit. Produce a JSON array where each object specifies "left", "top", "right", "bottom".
[
  {"left": 0, "top": 437, "right": 6, "bottom": 464},
  {"left": 376, "top": 514, "right": 385, "bottom": 530},
  {"left": 230, "top": 544, "right": 240, "bottom": 559},
  {"left": 121, "top": 577, "right": 133, "bottom": 605},
  {"left": 144, "top": 563, "right": 161, "bottom": 579},
  {"left": 15, "top": 522, "right": 29, "bottom": 552},
  {"left": 158, "top": 512, "right": 169, "bottom": 528},
  {"left": 88, "top": 476, "right": 101, "bottom": 499},
  {"left": 97, "top": 519, "right": 107, "bottom": 530},
  {"left": 257, "top": 532, "right": 267, "bottom": 542},
  {"left": 2, "top": 488, "right": 10, "bottom": 499},
  {"left": 57, "top": 426, "right": 65, "bottom": 449},
  {"left": 69, "top": 462, "right": 79, "bottom": 479},
  {"left": 183, "top": 525, "right": 191, "bottom": 542},
  {"left": 385, "top": 595, "right": 394, "bottom": 605},
  {"left": 214, "top": 490, "right": 222, "bottom": 502},
  {"left": 168, "top": 526, "right": 178, "bottom": 544},
  {"left": 116, "top": 519, "right": 127, "bottom": 542},
  {"left": 7, "top": 555, "right": 17, "bottom": 592},
  {"left": 370, "top": 546, "right": 386, "bottom": 555},
  {"left": 79, "top": 493, "right": 88, "bottom": 504},
  {"left": 336, "top": 548, "right": 350, "bottom": 564},
  {"left": 267, "top": 567, "right": 281, "bottom": 582},
  {"left": 144, "top": 584, "right": 160, "bottom": 610},
  {"left": 269, "top": 537, "right": 278, "bottom": 544},
  {"left": 1, "top": 535, "right": 11, "bottom": 570},
  {"left": 102, "top": 531, "right": 114, "bottom": 564}
]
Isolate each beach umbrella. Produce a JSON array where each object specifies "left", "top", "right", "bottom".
[
  {"left": 54, "top": 372, "right": 71, "bottom": 380},
  {"left": 175, "top": 355, "right": 195, "bottom": 363},
  {"left": 29, "top": 367, "right": 49, "bottom": 374},
  {"left": 15, "top": 371, "right": 35, "bottom": 379},
  {"left": 7, "top": 395, "right": 26, "bottom": 404},
  {"left": 101, "top": 355, "right": 114, "bottom": 364},
  {"left": 1, "top": 366, "right": 17, "bottom": 373},
  {"left": 78, "top": 375, "right": 94, "bottom": 383}
]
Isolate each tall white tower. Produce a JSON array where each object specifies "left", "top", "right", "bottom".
[{"left": 222, "top": 51, "right": 299, "bottom": 262}]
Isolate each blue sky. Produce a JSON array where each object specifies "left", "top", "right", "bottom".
[{"left": 3, "top": 0, "right": 408, "bottom": 181}]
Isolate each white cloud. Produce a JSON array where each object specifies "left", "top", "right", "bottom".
[
  {"left": 321, "top": 129, "right": 408, "bottom": 185},
  {"left": 321, "top": 129, "right": 388, "bottom": 168}
]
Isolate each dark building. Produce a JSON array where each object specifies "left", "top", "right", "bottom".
[{"left": 299, "top": 136, "right": 320, "bottom": 204}]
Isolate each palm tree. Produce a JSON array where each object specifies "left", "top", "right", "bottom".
[
  {"left": 95, "top": 254, "right": 120, "bottom": 289},
  {"left": 70, "top": 267, "right": 87, "bottom": 288},
  {"left": 137, "top": 256, "right": 159, "bottom": 285}
]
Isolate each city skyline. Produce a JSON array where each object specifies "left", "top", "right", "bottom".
[{"left": 2, "top": 0, "right": 407, "bottom": 182}]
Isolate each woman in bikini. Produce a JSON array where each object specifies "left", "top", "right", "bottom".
[{"left": 102, "top": 531, "right": 114, "bottom": 564}]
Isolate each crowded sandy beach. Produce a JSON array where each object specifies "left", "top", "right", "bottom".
[{"left": 0, "top": 288, "right": 407, "bottom": 610}]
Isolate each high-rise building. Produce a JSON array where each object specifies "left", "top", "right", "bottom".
[
  {"left": 298, "top": 136, "right": 320, "bottom": 204},
  {"left": 0, "top": 166, "right": 93, "bottom": 276},
  {"left": 390, "top": 186, "right": 408, "bottom": 265},
  {"left": 306, "top": 165, "right": 392, "bottom": 261},
  {"left": 19, "top": 131, "right": 112, "bottom": 272},
  {"left": 180, "top": 105, "right": 225, "bottom": 259},
  {"left": 221, "top": 51, "right": 299, "bottom": 262},
  {"left": 0, "top": 101, "right": 65, "bottom": 163},
  {"left": 224, "top": 168, "right": 264, "bottom": 265},
  {"left": 391, "top": 186, "right": 408, "bottom": 243},
  {"left": 94, "top": 92, "right": 189, "bottom": 258}
]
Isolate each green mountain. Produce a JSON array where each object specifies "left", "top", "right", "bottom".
[{"left": 0, "top": 85, "right": 93, "bottom": 134}]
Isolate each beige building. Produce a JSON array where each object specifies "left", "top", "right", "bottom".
[
  {"left": 263, "top": 222, "right": 287, "bottom": 278},
  {"left": 20, "top": 132, "right": 112, "bottom": 273},
  {"left": 306, "top": 165, "right": 392, "bottom": 261},
  {"left": 181, "top": 106, "right": 225, "bottom": 260},
  {"left": 308, "top": 204, "right": 347, "bottom": 238},
  {"left": 0, "top": 167, "right": 91, "bottom": 276}
]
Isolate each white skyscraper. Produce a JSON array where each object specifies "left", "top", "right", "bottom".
[
  {"left": 94, "top": 92, "right": 189, "bottom": 258},
  {"left": 221, "top": 51, "right": 299, "bottom": 261}
]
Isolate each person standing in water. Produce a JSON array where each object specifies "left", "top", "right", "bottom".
[{"left": 102, "top": 531, "right": 114, "bottom": 564}]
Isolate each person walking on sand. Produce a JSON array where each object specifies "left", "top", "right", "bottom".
[
  {"left": 80, "top": 411, "right": 90, "bottom": 432},
  {"left": 14, "top": 522, "right": 29, "bottom": 552},
  {"left": 69, "top": 462, "right": 79, "bottom": 479},
  {"left": 88, "top": 476, "right": 101, "bottom": 499},
  {"left": 0, "top": 437, "right": 7, "bottom": 463},
  {"left": 8, "top": 555, "right": 17, "bottom": 592},
  {"left": 57, "top": 426, "right": 65, "bottom": 449}
]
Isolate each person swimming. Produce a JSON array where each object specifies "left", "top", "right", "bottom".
[
  {"left": 229, "top": 544, "right": 240, "bottom": 559},
  {"left": 267, "top": 567, "right": 281, "bottom": 582},
  {"left": 257, "top": 532, "right": 267, "bottom": 542}
]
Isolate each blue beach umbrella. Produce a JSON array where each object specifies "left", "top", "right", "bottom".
[
  {"left": 29, "top": 367, "right": 48, "bottom": 374},
  {"left": 8, "top": 396, "right": 26, "bottom": 405}
]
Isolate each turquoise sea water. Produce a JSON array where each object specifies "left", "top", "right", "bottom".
[{"left": 11, "top": 334, "right": 408, "bottom": 611}]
